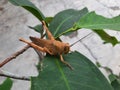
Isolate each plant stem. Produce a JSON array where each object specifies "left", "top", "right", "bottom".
[
  {"left": 0, "top": 45, "right": 30, "bottom": 68},
  {"left": 0, "top": 73, "right": 30, "bottom": 81}
]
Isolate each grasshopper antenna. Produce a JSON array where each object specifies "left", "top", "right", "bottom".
[{"left": 70, "top": 32, "right": 93, "bottom": 47}]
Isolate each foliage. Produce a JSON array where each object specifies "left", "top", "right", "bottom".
[
  {"left": 0, "top": 78, "right": 13, "bottom": 90},
  {"left": 7, "top": 0, "right": 120, "bottom": 90},
  {"left": 9, "top": 0, "right": 45, "bottom": 21},
  {"left": 75, "top": 12, "right": 120, "bottom": 31},
  {"left": 31, "top": 52, "right": 113, "bottom": 90},
  {"left": 109, "top": 74, "right": 120, "bottom": 90},
  {"left": 93, "top": 30, "right": 119, "bottom": 46},
  {"left": 48, "top": 8, "right": 88, "bottom": 37}
]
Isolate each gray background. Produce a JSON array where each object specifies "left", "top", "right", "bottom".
[{"left": 0, "top": 0, "right": 120, "bottom": 90}]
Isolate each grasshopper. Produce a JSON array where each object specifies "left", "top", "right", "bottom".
[{"left": 20, "top": 21, "right": 73, "bottom": 70}]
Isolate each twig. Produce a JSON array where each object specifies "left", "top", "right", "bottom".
[
  {"left": 0, "top": 73, "right": 30, "bottom": 81},
  {"left": 0, "top": 45, "right": 30, "bottom": 68},
  {"left": 0, "top": 69, "right": 30, "bottom": 81}
]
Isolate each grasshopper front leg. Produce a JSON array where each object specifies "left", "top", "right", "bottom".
[{"left": 60, "top": 55, "right": 73, "bottom": 70}]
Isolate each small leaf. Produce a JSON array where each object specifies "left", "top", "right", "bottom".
[
  {"left": 0, "top": 78, "right": 13, "bottom": 90},
  {"left": 45, "top": 17, "right": 53, "bottom": 23},
  {"left": 111, "top": 80, "right": 120, "bottom": 90},
  {"left": 9, "top": 0, "right": 45, "bottom": 21},
  {"left": 109, "top": 74, "right": 118, "bottom": 82},
  {"left": 28, "top": 17, "right": 53, "bottom": 33},
  {"left": 109, "top": 74, "right": 120, "bottom": 90},
  {"left": 31, "top": 51, "right": 113, "bottom": 90},
  {"left": 93, "top": 30, "right": 120, "bottom": 46},
  {"left": 49, "top": 8, "right": 89, "bottom": 38},
  {"left": 75, "top": 12, "right": 120, "bottom": 31},
  {"left": 28, "top": 24, "right": 43, "bottom": 33},
  {"left": 96, "top": 61, "right": 102, "bottom": 67}
]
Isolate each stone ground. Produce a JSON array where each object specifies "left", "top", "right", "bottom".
[{"left": 0, "top": 0, "right": 120, "bottom": 90}]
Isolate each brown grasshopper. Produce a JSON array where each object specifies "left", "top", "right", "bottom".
[{"left": 20, "top": 21, "right": 73, "bottom": 70}]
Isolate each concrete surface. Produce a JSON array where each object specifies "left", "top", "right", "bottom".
[{"left": 0, "top": 0, "right": 120, "bottom": 90}]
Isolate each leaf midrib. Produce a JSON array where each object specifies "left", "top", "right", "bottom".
[
  {"left": 53, "top": 16, "right": 73, "bottom": 36},
  {"left": 55, "top": 60, "right": 70, "bottom": 90},
  {"left": 79, "top": 23, "right": 120, "bottom": 28}
]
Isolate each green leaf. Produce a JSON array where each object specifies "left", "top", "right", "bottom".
[
  {"left": 28, "top": 17, "right": 53, "bottom": 33},
  {"left": 109, "top": 74, "right": 118, "bottom": 83},
  {"left": 75, "top": 12, "right": 120, "bottom": 31},
  {"left": 0, "top": 78, "right": 13, "bottom": 90},
  {"left": 93, "top": 30, "right": 120, "bottom": 46},
  {"left": 96, "top": 61, "right": 102, "bottom": 67},
  {"left": 28, "top": 24, "right": 43, "bottom": 33},
  {"left": 49, "top": 8, "right": 88, "bottom": 38},
  {"left": 45, "top": 17, "right": 53, "bottom": 23},
  {"left": 111, "top": 80, "right": 120, "bottom": 90},
  {"left": 9, "top": 0, "right": 45, "bottom": 21},
  {"left": 31, "top": 51, "right": 113, "bottom": 90},
  {"left": 109, "top": 74, "right": 120, "bottom": 90}
]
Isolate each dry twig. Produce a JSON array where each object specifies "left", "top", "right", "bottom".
[
  {"left": 0, "top": 70, "right": 30, "bottom": 81},
  {"left": 0, "top": 45, "right": 30, "bottom": 68}
]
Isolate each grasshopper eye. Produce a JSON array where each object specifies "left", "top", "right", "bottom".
[{"left": 64, "top": 45, "right": 70, "bottom": 54}]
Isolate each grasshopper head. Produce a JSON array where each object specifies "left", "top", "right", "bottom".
[{"left": 64, "top": 43, "right": 70, "bottom": 54}]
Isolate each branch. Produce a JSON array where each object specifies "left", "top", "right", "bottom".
[
  {"left": 0, "top": 70, "right": 30, "bottom": 81},
  {"left": 0, "top": 45, "right": 30, "bottom": 68},
  {"left": 0, "top": 73, "right": 30, "bottom": 81}
]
